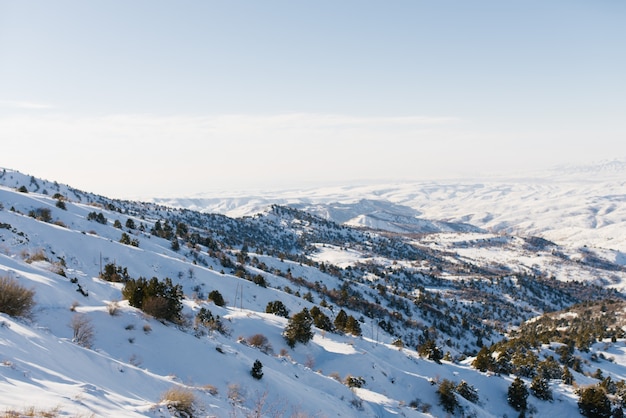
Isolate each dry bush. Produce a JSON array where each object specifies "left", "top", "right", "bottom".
[
  {"left": 107, "top": 301, "right": 119, "bottom": 316},
  {"left": 160, "top": 386, "right": 196, "bottom": 417},
  {"left": 329, "top": 372, "right": 342, "bottom": 382},
  {"left": 227, "top": 383, "right": 243, "bottom": 404},
  {"left": 70, "top": 314, "right": 95, "bottom": 348},
  {"left": 202, "top": 384, "right": 218, "bottom": 396},
  {"left": 23, "top": 249, "right": 48, "bottom": 264},
  {"left": 2, "top": 405, "right": 60, "bottom": 418},
  {"left": 0, "top": 276, "right": 36, "bottom": 318},
  {"left": 246, "top": 334, "right": 273, "bottom": 354}
]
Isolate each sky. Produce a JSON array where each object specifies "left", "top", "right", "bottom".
[{"left": 1, "top": 0, "right": 625, "bottom": 199}]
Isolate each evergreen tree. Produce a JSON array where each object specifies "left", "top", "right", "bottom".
[
  {"left": 507, "top": 377, "right": 529, "bottom": 412},
  {"left": 310, "top": 306, "right": 333, "bottom": 332},
  {"left": 437, "top": 379, "right": 458, "bottom": 414},
  {"left": 284, "top": 308, "right": 314, "bottom": 348},
  {"left": 530, "top": 374, "right": 552, "bottom": 401},
  {"left": 251, "top": 359, "right": 263, "bottom": 380},
  {"left": 266, "top": 300, "right": 289, "bottom": 318},
  {"left": 345, "top": 315, "right": 362, "bottom": 336},
  {"left": 417, "top": 339, "right": 443, "bottom": 364},
  {"left": 578, "top": 386, "right": 611, "bottom": 418},
  {"left": 208, "top": 290, "right": 225, "bottom": 307},
  {"left": 334, "top": 309, "right": 348, "bottom": 332},
  {"left": 122, "top": 277, "right": 183, "bottom": 322},
  {"left": 473, "top": 345, "right": 494, "bottom": 372},
  {"left": 562, "top": 366, "right": 574, "bottom": 385},
  {"left": 456, "top": 380, "right": 479, "bottom": 403}
]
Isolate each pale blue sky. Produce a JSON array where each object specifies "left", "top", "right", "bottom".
[{"left": 1, "top": 1, "right": 625, "bottom": 198}]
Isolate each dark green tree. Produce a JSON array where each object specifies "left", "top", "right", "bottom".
[
  {"left": 284, "top": 308, "right": 314, "bottom": 348},
  {"left": 208, "top": 290, "right": 225, "bottom": 307},
  {"left": 122, "top": 277, "right": 183, "bottom": 322},
  {"left": 100, "top": 263, "right": 130, "bottom": 283},
  {"left": 417, "top": 339, "right": 443, "bottom": 364},
  {"left": 334, "top": 309, "right": 348, "bottom": 332},
  {"left": 437, "top": 379, "right": 458, "bottom": 414},
  {"left": 345, "top": 315, "right": 362, "bottom": 336},
  {"left": 266, "top": 300, "right": 289, "bottom": 318},
  {"left": 507, "top": 377, "right": 528, "bottom": 412},
  {"left": 530, "top": 374, "right": 552, "bottom": 401},
  {"left": 472, "top": 345, "right": 494, "bottom": 372},
  {"left": 251, "top": 359, "right": 263, "bottom": 380},
  {"left": 125, "top": 218, "right": 136, "bottom": 229},
  {"left": 456, "top": 380, "right": 479, "bottom": 403},
  {"left": 562, "top": 366, "right": 574, "bottom": 385},
  {"left": 310, "top": 306, "right": 333, "bottom": 332},
  {"left": 578, "top": 386, "right": 611, "bottom": 418}
]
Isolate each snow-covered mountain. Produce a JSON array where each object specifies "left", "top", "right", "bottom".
[
  {"left": 153, "top": 159, "right": 626, "bottom": 252},
  {"left": 2, "top": 167, "right": 626, "bottom": 417}
]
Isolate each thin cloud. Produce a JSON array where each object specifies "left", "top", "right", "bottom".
[{"left": 0, "top": 100, "right": 55, "bottom": 110}]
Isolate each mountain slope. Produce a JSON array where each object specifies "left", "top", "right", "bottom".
[
  {"left": 152, "top": 160, "right": 626, "bottom": 253},
  {"left": 1, "top": 168, "right": 626, "bottom": 417}
]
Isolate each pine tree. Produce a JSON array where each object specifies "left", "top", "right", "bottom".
[
  {"left": 251, "top": 360, "right": 263, "bottom": 380},
  {"left": 530, "top": 374, "right": 552, "bottom": 401},
  {"left": 507, "top": 377, "right": 528, "bottom": 412},
  {"left": 473, "top": 345, "right": 493, "bottom": 372},
  {"left": 456, "top": 380, "right": 479, "bottom": 403},
  {"left": 562, "top": 366, "right": 574, "bottom": 385},
  {"left": 345, "top": 315, "right": 362, "bottom": 336},
  {"left": 437, "top": 379, "right": 458, "bottom": 414},
  {"left": 284, "top": 308, "right": 314, "bottom": 348},
  {"left": 208, "top": 290, "right": 225, "bottom": 307},
  {"left": 578, "top": 386, "right": 611, "bottom": 418},
  {"left": 334, "top": 309, "right": 348, "bottom": 332},
  {"left": 310, "top": 306, "right": 333, "bottom": 332},
  {"left": 266, "top": 300, "right": 289, "bottom": 318}
]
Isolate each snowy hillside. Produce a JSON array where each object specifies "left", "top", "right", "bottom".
[
  {"left": 2, "top": 168, "right": 626, "bottom": 417},
  {"left": 153, "top": 160, "right": 626, "bottom": 253}
]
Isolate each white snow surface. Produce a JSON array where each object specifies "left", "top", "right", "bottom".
[
  {"left": 1, "top": 165, "right": 626, "bottom": 417},
  {"left": 155, "top": 159, "right": 626, "bottom": 252}
]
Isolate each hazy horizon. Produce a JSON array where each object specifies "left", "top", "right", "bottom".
[{"left": 2, "top": 1, "right": 625, "bottom": 199}]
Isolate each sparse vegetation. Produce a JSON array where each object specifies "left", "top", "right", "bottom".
[
  {"left": 160, "top": 386, "right": 196, "bottom": 417},
  {"left": 0, "top": 276, "right": 35, "bottom": 318},
  {"left": 122, "top": 277, "right": 183, "bottom": 322},
  {"left": 70, "top": 314, "right": 95, "bottom": 348}
]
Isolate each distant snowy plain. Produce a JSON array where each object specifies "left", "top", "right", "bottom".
[{"left": 154, "top": 160, "right": 626, "bottom": 254}]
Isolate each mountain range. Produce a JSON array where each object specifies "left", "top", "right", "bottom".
[{"left": 1, "top": 163, "right": 626, "bottom": 417}]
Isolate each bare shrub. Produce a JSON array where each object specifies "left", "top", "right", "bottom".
[
  {"left": 246, "top": 334, "right": 273, "bottom": 354},
  {"left": 107, "top": 301, "right": 119, "bottom": 316},
  {"left": 227, "top": 383, "right": 243, "bottom": 404},
  {"left": 70, "top": 314, "right": 95, "bottom": 348},
  {"left": 0, "top": 276, "right": 36, "bottom": 318},
  {"left": 23, "top": 249, "right": 48, "bottom": 264},
  {"left": 305, "top": 355, "right": 315, "bottom": 369},
  {"left": 160, "top": 386, "right": 196, "bottom": 417},
  {"left": 202, "top": 384, "right": 218, "bottom": 396},
  {"left": 329, "top": 372, "right": 342, "bottom": 382}
]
